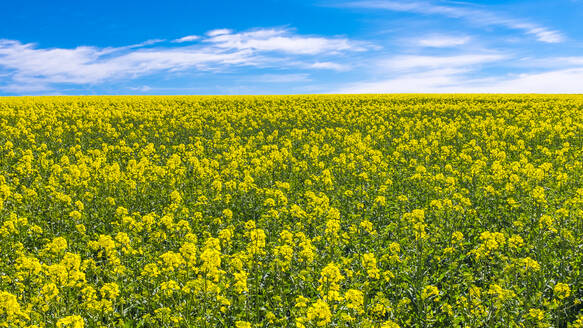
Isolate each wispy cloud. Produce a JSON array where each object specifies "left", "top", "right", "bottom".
[
  {"left": 309, "top": 61, "right": 351, "bottom": 71},
  {"left": 380, "top": 54, "right": 507, "bottom": 71},
  {"left": 172, "top": 35, "right": 200, "bottom": 43},
  {"left": 0, "top": 39, "right": 253, "bottom": 89},
  {"left": 0, "top": 28, "right": 363, "bottom": 93},
  {"left": 416, "top": 35, "right": 471, "bottom": 47},
  {"left": 207, "top": 29, "right": 233, "bottom": 37},
  {"left": 203, "top": 28, "right": 367, "bottom": 55},
  {"left": 336, "top": 52, "right": 506, "bottom": 93},
  {"left": 518, "top": 56, "right": 583, "bottom": 68},
  {"left": 335, "top": 53, "right": 583, "bottom": 93},
  {"left": 128, "top": 85, "right": 154, "bottom": 92},
  {"left": 474, "top": 68, "right": 583, "bottom": 93},
  {"left": 338, "top": 0, "right": 564, "bottom": 43},
  {"left": 336, "top": 68, "right": 469, "bottom": 93},
  {"left": 244, "top": 73, "right": 312, "bottom": 83}
]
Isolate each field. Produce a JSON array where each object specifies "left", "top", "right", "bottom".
[{"left": 0, "top": 95, "right": 582, "bottom": 327}]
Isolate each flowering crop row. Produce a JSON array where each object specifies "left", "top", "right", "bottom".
[{"left": 0, "top": 95, "right": 581, "bottom": 327}]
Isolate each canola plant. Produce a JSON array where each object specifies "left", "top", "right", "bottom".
[{"left": 0, "top": 95, "right": 581, "bottom": 327}]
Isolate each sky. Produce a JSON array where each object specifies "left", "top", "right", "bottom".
[{"left": 0, "top": 0, "right": 582, "bottom": 95}]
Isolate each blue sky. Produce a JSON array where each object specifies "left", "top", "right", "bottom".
[{"left": 1, "top": 0, "right": 582, "bottom": 95}]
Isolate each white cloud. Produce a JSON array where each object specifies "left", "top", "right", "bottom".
[
  {"left": 509, "top": 56, "right": 583, "bottom": 70},
  {"left": 204, "top": 28, "right": 366, "bottom": 55},
  {"left": 0, "top": 28, "right": 364, "bottom": 92},
  {"left": 340, "top": 1, "right": 564, "bottom": 43},
  {"left": 206, "top": 29, "right": 234, "bottom": 36},
  {"left": 417, "top": 35, "right": 471, "bottom": 47},
  {"left": 336, "top": 68, "right": 471, "bottom": 93},
  {"left": 132, "top": 39, "right": 166, "bottom": 47},
  {"left": 172, "top": 35, "right": 200, "bottom": 43},
  {"left": 99, "top": 39, "right": 166, "bottom": 55},
  {"left": 245, "top": 73, "right": 312, "bottom": 83},
  {"left": 471, "top": 68, "right": 583, "bottom": 93},
  {"left": 380, "top": 54, "right": 506, "bottom": 71},
  {"left": 129, "top": 85, "right": 153, "bottom": 92},
  {"left": 336, "top": 54, "right": 583, "bottom": 94},
  {"left": 513, "top": 24, "right": 563, "bottom": 43},
  {"left": 0, "top": 39, "right": 253, "bottom": 89},
  {"left": 540, "top": 57, "right": 583, "bottom": 66},
  {"left": 309, "top": 61, "right": 351, "bottom": 71}
]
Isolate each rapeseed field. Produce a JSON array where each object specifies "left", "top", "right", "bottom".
[{"left": 0, "top": 95, "right": 581, "bottom": 327}]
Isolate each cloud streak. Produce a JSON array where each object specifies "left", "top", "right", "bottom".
[
  {"left": 244, "top": 73, "right": 312, "bottom": 83},
  {"left": 203, "top": 28, "right": 367, "bottom": 55},
  {"left": 416, "top": 35, "right": 471, "bottom": 47},
  {"left": 339, "top": 0, "right": 564, "bottom": 43},
  {"left": 172, "top": 35, "right": 200, "bottom": 43},
  {"left": 0, "top": 28, "right": 361, "bottom": 92},
  {"left": 309, "top": 61, "right": 351, "bottom": 71},
  {"left": 335, "top": 68, "right": 583, "bottom": 94},
  {"left": 335, "top": 53, "right": 583, "bottom": 94},
  {"left": 380, "top": 54, "right": 506, "bottom": 71}
]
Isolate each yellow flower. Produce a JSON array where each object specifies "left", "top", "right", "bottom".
[
  {"left": 389, "top": 242, "right": 400, "bottom": 254},
  {"left": 325, "top": 218, "right": 341, "bottom": 242},
  {"left": 245, "top": 220, "right": 256, "bottom": 230},
  {"left": 75, "top": 224, "right": 86, "bottom": 234},
  {"left": 527, "top": 308, "right": 545, "bottom": 321},
  {"left": 41, "top": 283, "right": 60, "bottom": 301},
  {"left": 274, "top": 244, "right": 294, "bottom": 271},
  {"left": 487, "top": 284, "right": 515, "bottom": 304},
  {"left": 362, "top": 253, "right": 380, "bottom": 279},
  {"left": 452, "top": 231, "right": 464, "bottom": 243},
  {"left": 235, "top": 321, "right": 252, "bottom": 328},
  {"left": 200, "top": 238, "right": 222, "bottom": 281},
  {"left": 520, "top": 257, "right": 541, "bottom": 272},
  {"left": 88, "top": 235, "right": 116, "bottom": 255},
  {"left": 295, "top": 295, "right": 310, "bottom": 308},
  {"left": 307, "top": 299, "right": 332, "bottom": 327},
  {"left": 381, "top": 319, "right": 400, "bottom": 328},
  {"left": 0, "top": 290, "right": 28, "bottom": 321},
  {"left": 222, "top": 208, "right": 233, "bottom": 219},
  {"left": 170, "top": 190, "right": 182, "bottom": 203},
  {"left": 46, "top": 236, "right": 68, "bottom": 253},
  {"left": 421, "top": 285, "right": 439, "bottom": 301},
  {"left": 374, "top": 196, "right": 387, "bottom": 207},
  {"left": 69, "top": 210, "right": 82, "bottom": 221},
  {"left": 359, "top": 219, "right": 375, "bottom": 234},
  {"left": 160, "top": 280, "right": 181, "bottom": 296},
  {"left": 266, "top": 311, "right": 276, "bottom": 323},
  {"left": 141, "top": 263, "right": 161, "bottom": 278},
  {"left": 219, "top": 227, "right": 234, "bottom": 243},
  {"left": 531, "top": 186, "right": 547, "bottom": 204},
  {"left": 571, "top": 314, "right": 583, "bottom": 328},
  {"left": 233, "top": 271, "right": 249, "bottom": 294},
  {"left": 554, "top": 282, "right": 571, "bottom": 300},
  {"left": 319, "top": 262, "right": 344, "bottom": 287},
  {"left": 508, "top": 234, "right": 524, "bottom": 249},
  {"left": 246, "top": 228, "right": 266, "bottom": 256},
  {"left": 179, "top": 242, "right": 197, "bottom": 264},
  {"left": 159, "top": 251, "right": 186, "bottom": 272},
  {"left": 56, "top": 315, "right": 84, "bottom": 328},
  {"left": 344, "top": 289, "right": 364, "bottom": 314},
  {"left": 539, "top": 215, "right": 557, "bottom": 233},
  {"left": 100, "top": 283, "right": 120, "bottom": 299}
]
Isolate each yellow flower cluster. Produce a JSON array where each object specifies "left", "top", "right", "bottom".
[{"left": 0, "top": 95, "right": 581, "bottom": 327}]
